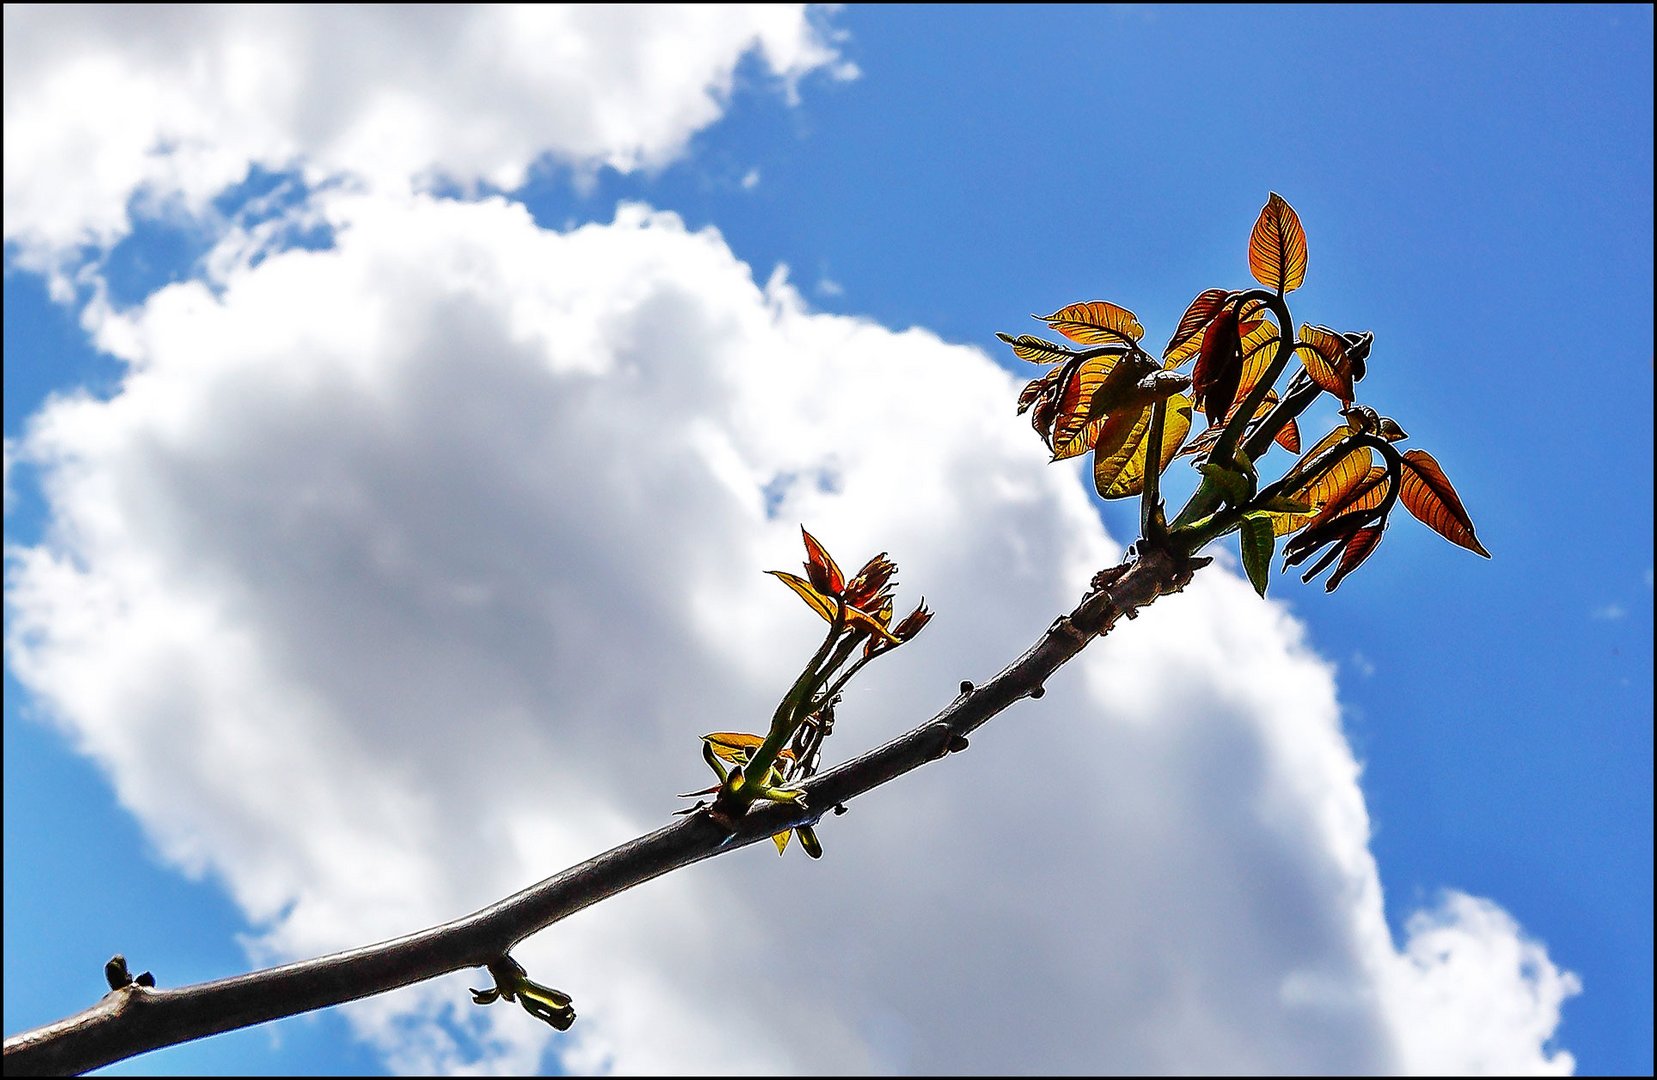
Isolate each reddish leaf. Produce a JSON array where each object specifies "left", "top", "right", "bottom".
[
  {"left": 1036, "top": 301, "right": 1146, "bottom": 346},
  {"left": 1275, "top": 418, "right": 1301, "bottom": 454},
  {"left": 1192, "top": 307, "right": 1242, "bottom": 426},
  {"left": 1399, "top": 449, "right": 1491, "bottom": 557},
  {"left": 1164, "top": 288, "right": 1229, "bottom": 364},
  {"left": 1326, "top": 525, "right": 1386, "bottom": 591},
  {"left": 800, "top": 527, "right": 844, "bottom": 595},
  {"left": 1249, "top": 192, "right": 1308, "bottom": 294}
]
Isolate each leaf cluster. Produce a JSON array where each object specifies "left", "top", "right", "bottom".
[{"left": 1000, "top": 193, "right": 1489, "bottom": 594}]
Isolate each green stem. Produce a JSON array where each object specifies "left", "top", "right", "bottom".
[
  {"left": 1140, "top": 396, "right": 1168, "bottom": 540},
  {"left": 740, "top": 604, "right": 846, "bottom": 801}
]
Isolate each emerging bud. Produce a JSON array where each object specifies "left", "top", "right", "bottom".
[{"left": 894, "top": 600, "right": 934, "bottom": 641}]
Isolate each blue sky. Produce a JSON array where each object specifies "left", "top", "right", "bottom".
[{"left": 4, "top": 5, "right": 1651, "bottom": 1075}]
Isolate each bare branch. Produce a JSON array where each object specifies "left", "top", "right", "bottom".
[{"left": 3, "top": 543, "right": 1207, "bottom": 1076}]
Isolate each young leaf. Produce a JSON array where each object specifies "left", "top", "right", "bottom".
[
  {"left": 1096, "top": 395, "right": 1194, "bottom": 499},
  {"left": 1326, "top": 524, "right": 1386, "bottom": 591},
  {"left": 1192, "top": 307, "right": 1243, "bottom": 426},
  {"left": 1399, "top": 449, "right": 1491, "bottom": 557},
  {"left": 1275, "top": 418, "right": 1301, "bottom": 453},
  {"left": 1248, "top": 193, "right": 1308, "bottom": 294},
  {"left": 997, "top": 332, "right": 1080, "bottom": 365},
  {"left": 800, "top": 527, "right": 844, "bottom": 595},
  {"left": 1036, "top": 301, "right": 1146, "bottom": 346},
  {"left": 766, "top": 571, "right": 902, "bottom": 641},
  {"left": 1164, "top": 288, "right": 1229, "bottom": 363},
  {"left": 772, "top": 830, "right": 791, "bottom": 855},
  {"left": 1295, "top": 324, "right": 1355, "bottom": 403},
  {"left": 1198, "top": 461, "right": 1251, "bottom": 508},
  {"left": 1240, "top": 512, "right": 1275, "bottom": 597},
  {"left": 1307, "top": 465, "right": 1389, "bottom": 528},
  {"left": 1049, "top": 354, "right": 1120, "bottom": 459}
]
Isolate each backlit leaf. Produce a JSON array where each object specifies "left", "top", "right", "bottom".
[
  {"left": 767, "top": 570, "right": 837, "bottom": 621},
  {"left": 1399, "top": 449, "right": 1491, "bottom": 557},
  {"left": 1277, "top": 425, "right": 1351, "bottom": 490},
  {"left": 1295, "top": 324, "right": 1354, "bottom": 403},
  {"left": 1095, "top": 395, "right": 1194, "bottom": 499},
  {"left": 1248, "top": 192, "right": 1308, "bottom": 294},
  {"left": 1049, "top": 354, "right": 1119, "bottom": 459},
  {"left": 1326, "top": 524, "right": 1386, "bottom": 591},
  {"left": 1240, "top": 512, "right": 1275, "bottom": 597},
  {"left": 1275, "top": 418, "right": 1301, "bottom": 453},
  {"left": 997, "top": 332, "right": 1080, "bottom": 365},
  {"left": 766, "top": 571, "right": 902, "bottom": 641},
  {"left": 1308, "top": 465, "right": 1388, "bottom": 528},
  {"left": 702, "top": 732, "right": 764, "bottom": 763},
  {"left": 1270, "top": 434, "right": 1374, "bottom": 536},
  {"left": 1037, "top": 301, "right": 1145, "bottom": 345},
  {"left": 1164, "top": 288, "right": 1229, "bottom": 363},
  {"left": 801, "top": 527, "right": 844, "bottom": 594},
  {"left": 772, "top": 830, "right": 791, "bottom": 855}
]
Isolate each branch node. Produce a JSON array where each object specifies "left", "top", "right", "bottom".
[
  {"left": 1029, "top": 685, "right": 1046, "bottom": 700},
  {"left": 946, "top": 733, "right": 970, "bottom": 753},
  {"left": 959, "top": 679, "right": 974, "bottom": 694}
]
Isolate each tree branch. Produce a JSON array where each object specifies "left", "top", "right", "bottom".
[{"left": 2, "top": 543, "right": 1208, "bottom": 1076}]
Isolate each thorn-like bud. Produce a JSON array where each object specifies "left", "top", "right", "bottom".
[
  {"left": 105, "top": 955, "right": 132, "bottom": 991},
  {"left": 947, "top": 734, "right": 970, "bottom": 753},
  {"left": 960, "top": 680, "right": 974, "bottom": 694},
  {"left": 1029, "top": 685, "right": 1046, "bottom": 699},
  {"left": 832, "top": 803, "right": 848, "bottom": 816},
  {"left": 135, "top": 971, "right": 155, "bottom": 988}
]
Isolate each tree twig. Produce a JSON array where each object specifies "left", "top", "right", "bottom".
[{"left": 2, "top": 543, "right": 1207, "bottom": 1076}]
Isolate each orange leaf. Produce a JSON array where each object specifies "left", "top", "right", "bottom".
[
  {"left": 1275, "top": 418, "right": 1301, "bottom": 453},
  {"left": 997, "top": 332, "right": 1079, "bottom": 365},
  {"left": 766, "top": 570, "right": 901, "bottom": 640},
  {"left": 1049, "top": 354, "right": 1119, "bottom": 460},
  {"left": 1036, "top": 301, "right": 1145, "bottom": 346},
  {"left": 1399, "top": 449, "right": 1491, "bottom": 557},
  {"left": 1295, "top": 324, "right": 1354, "bottom": 403},
  {"left": 1248, "top": 193, "right": 1308, "bottom": 294},
  {"left": 1164, "top": 289, "right": 1229, "bottom": 364},
  {"left": 1308, "top": 466, "right": 1389, "bottom": 528},
  {"left": 1271, "top": 437, "right": 1374, "bottom": 536},
  {"left": 702, "top": 732, "right": 796, "bottom": 765}
]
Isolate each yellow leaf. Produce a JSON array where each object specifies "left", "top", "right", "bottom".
[
  {"left": 997, "top": 332, "right": 1079, "bottom": 365},
  {"left": 1093, "top": 396, "right": 1194, "bottom": 499},
  {"left": 702, "top": 731, "right": 766, "bottom": 763},
  {"left": 1248, "top": 193, "right": 1308, "bottom": 294},
  {"left": 1295, "top": 324, "right": 1354, "bottom": 403},
  {"left": 772, "top": 830, "right": 791, "bottom": 855},
  {"left": 1036, "top": 301, "right": 1145, "bottom": 346},
  {"left": 765, "top": 571, "right": 900, "bottom": 641}
]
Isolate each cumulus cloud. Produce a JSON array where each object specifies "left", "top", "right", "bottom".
[
  {"left": 2, "top": 4, "right": 851, "bottom": 265},
  {"left": 5, "top": 192, "right": 1578, "bottom": 1074}
]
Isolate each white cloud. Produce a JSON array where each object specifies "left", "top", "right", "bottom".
[
  {"left": 1590, "top": 603, "right": 1626, "bottom": 621},
  {"left": 4, "top": 192, "right": 1578, "bottom": 1074},
  {"left": 2, "top": 5, "right": 850, "bottom": 267}
]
